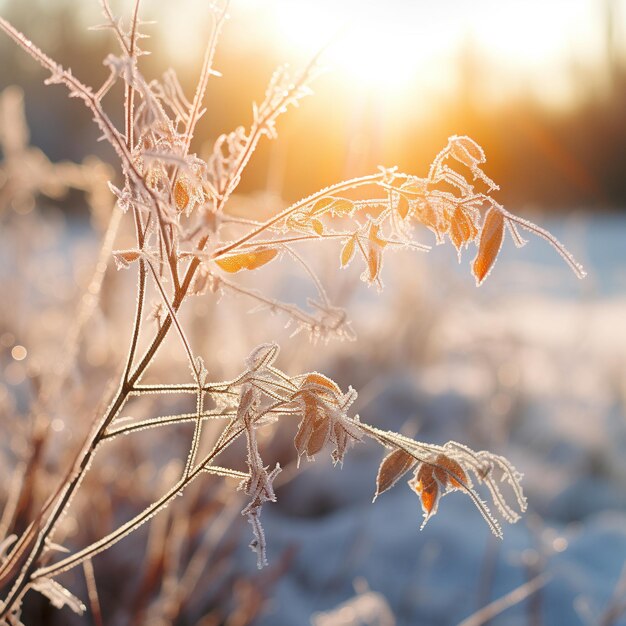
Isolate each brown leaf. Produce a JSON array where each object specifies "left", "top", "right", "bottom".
[
  {"left": 400, "top": 178, "right": 427, "bottom": 195},
  {"left": 449, "top": 135, "right": 485, "bottom": 167},
  {"left": 449, "top": 206, "right": 477, "bottom": 252},
  {"left": 113, "top": 249, "right": 141, "bottom": 270},
  {"left": 396, "top": 194, "right": 410, "bottom": 219},
  {"left": 303, "top": 372, "right": 342, "bottom": 396},
  {"left": 364, "top": 223, "right": 387, "bottom": 284},
  {"left": 375, "top": 449, "right": 417, "bottom": 499},
  {"left": 414, "top": 201, "right": 440, "bottom": 237},
  {"left": 286, "top": 213, "right": 324, "bottom": 236},
  {"left": 367, "top": 247, "right": 382, "bottom": 283},
  {"left": 215, "top": 248, "right": 278, "bottom": 273},
  {"left": 245, "top": 343, "right": 279, "bottom": 371},
  {"left": 174, "top": 179, "right": 190, "bottom": 211},
  {"left": 368, "top": 222, "right": 387, "bottom": 249},
  {"left": 310, "top": 196, "right": 334, "bottom": 214},
  {"left": 412, "top": 464, "right": 440, "bottom": 518},
  {"left": 294, "top": 394, "right": 328, "bottom": 459},
  {"left": 311, "top": 196, "right": 354, "bottom": 217},
  {"left": 310, "top": 218, "right": 324, "bottom": 235},
  {"left": 472, "top": 207, "right": 504, "bottom": 284},
  {"left": 306, "top": 416, "right": 329, "bottom": 457},
  {"left": 433, "top": 454, "right": 467, "bottom": 489},
  {"left": 340, "top": 236, "right": 356, "bottom": 268}
]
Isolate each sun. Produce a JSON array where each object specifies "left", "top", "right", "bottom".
[
  {"left": 266, "top": 0, "right": 602, "bottom": 108},
  {"left": 272, "top": 1, "right": 450, "bottom": 96}
]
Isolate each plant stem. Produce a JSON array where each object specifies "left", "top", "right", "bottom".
[{"left": 32, "top": 425, "right": 246, "bottom": 581}]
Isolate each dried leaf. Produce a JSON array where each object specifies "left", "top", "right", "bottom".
[
  {"left": 146, "top": 165, "right": 164, "bottom": 191},
  {"left": 294, "top": 374, "right": 359, "bottom": 465},
  {"left": 286, "top": 213, "right": 324, "bottom": 235},
  {"left": 414, "top": 201, "right": 441, "bottom": 238},
  {"left": 311, "top": 196, "right": 354, "bottom": 217},
  {"left": 433, "top": 453, "right": 467, "bottom": 489},
  {"left": 294, "top": 395, "right": 327, "bottom": 459},
  {"left": 363, "top": 223, "right": 387, "bottom": 285},
  {"left": 174, "top": 178, "right": 190, "bottom": 211},
  {"left": 412, "top": 464, "right": 440, "bottom": 520},
  {"left": 449, "top": 206, "right": 477, "bottom": 253},
  {"left": 189, "top": 267, "right": 210, "bottom": 296},
  {"left": 449, "top": 135, "right": 485, "bottom": 167},
  {"left": 306, "top": 415, "right": 329, "bottom": 457},
  {"left": 311, "top": 218, "right": 324, "bottom": 235},
  {"left": 367, "top": 247, "right": 382, "bottom": 283},
  {"left": 215, "top": 248, "right": 278, "bottom": 273},
  {"left": 311, "top": 196, "right": 334, "bottom": 214},
  {"left": 368, "top": 222, "right": 387, "bottom": 248},
  {"left": 375, "top": 449, "right": 417, "bottom": 499},
  {"left": 340, "top": 236, "right": 356, "bottom": 268},
  {"left": 396, "top": 194, "right": 410, "bottom": 219},
  {"left": 246, "top": 343, "right": 279, "bottom": 371},
  {"left": 113, "top": 249, "right": 141, "bottom": 270},
  {"left": 303, "top": 372, "right": 339, "bottom": 394},
  {"left": 473, "top": 207, "right": 504, "bottom": 284}
]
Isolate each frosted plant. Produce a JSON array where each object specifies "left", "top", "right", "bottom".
[{"left": 0, "top": 1, "right": 585, "bottom": 622}]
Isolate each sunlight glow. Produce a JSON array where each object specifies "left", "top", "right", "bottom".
[
  {"left": 267, "top": 0, "right": 606, "bottom": 108},
  {"left": 274, "top": 4, "right": 442, "bottom": 94}
]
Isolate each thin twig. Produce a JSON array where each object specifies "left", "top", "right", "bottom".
[
  {"left": 457, "top": 573, "right": 551, "bottom": 626},
  {"left": 82, "top": 559, "right": 104, "bottom": 626}
]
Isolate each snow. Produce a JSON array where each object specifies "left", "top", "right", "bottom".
[{"left": 236, "top": 214, "right": 626, "bottom": 626}]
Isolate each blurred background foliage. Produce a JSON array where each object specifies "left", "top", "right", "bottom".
[{"left": 1, "top": 0, "right": 626, "bottom": 213}]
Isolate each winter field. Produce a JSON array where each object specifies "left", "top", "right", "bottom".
[
  {"left": 1, "top": 202, "right": 624, "bottom": 625},
  {"left": 1, "top": 1, "right": 626, "bottom": 624}
]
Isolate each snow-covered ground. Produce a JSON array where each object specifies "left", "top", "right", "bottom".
[
  {"left": 2, "top": 211, "right": 624, "bottom": 625},
  {"left": 242, "top": 214, "right": 626, "bottom": 625}
]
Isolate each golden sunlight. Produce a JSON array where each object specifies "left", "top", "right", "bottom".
[
  {"left": 151, "top": 0, "right": 623, "bottom": 114},
  {"left": 264, "top": 0, "right": 608, "bottom": 108}
]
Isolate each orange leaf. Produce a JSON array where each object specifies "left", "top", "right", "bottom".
[
  {"left": 310, "top": 196, "right": 335, "bottom": 215},
  {"left": 414, "top": 201, "right": 440, "bottom": 237},
  {"left": 433, "top": 454, "right": 467, "bottom": 489},
  {"left": 294, "top": 393, "right": 331, "bottom": 460},
  {"left": 174, "top": 179, "right": 190, "bottom": 211},
  {"left": 449, "top": 217, "right": 464, "bottom": 252},
  {"left": 304, "top": 373, "right": 342, "bottom": 395},
  {"left": 367, "top": 247, "right": 382, "bottom": 283},
  {"left": 420, "top": 482, "right": 439, "bottom": 516},
  {"left": 449, "top": 207, "right": 476, "bottom": 252},
  {"left": 375, "top": 449, "right": 417, "bottom": 498},
  {"left": 113, "top": 249, "right": 141, "bottom": 270},
  {"left": 310, "top": 218, "right": 324, "bottom": 235},
  {"left": 413, "top": 465, "right": 440, "bottom": 517},
  {"left": 329, "top": 198, "right": 354, "bottom": 215},
  {"left": 396, "top": 194, "right": 410, "bottom": 219},
  {"left": 449, "top": 135, "right": 484, "bottom": 167},
  {"left": 307, "top": 417, "right": 329, "bottom": 457},
  {"left": 340, "top": 236, "right": 356, "bottom": 268},
  {"left": 215, "top": 248, "right": 278, "bottom": 273},
  {"left": 311, "top": 196, "right": 354, "bottom": 217},
  {"left": 368, "top": 222, "right": 387, "bottom": 249},
  {"left": 472, "top": 207, "right": 504, "bottom": 284}
]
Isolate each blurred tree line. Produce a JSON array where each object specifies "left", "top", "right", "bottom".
[{"left": 1, "top": 0, "right": 625, "bottom": 213}]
